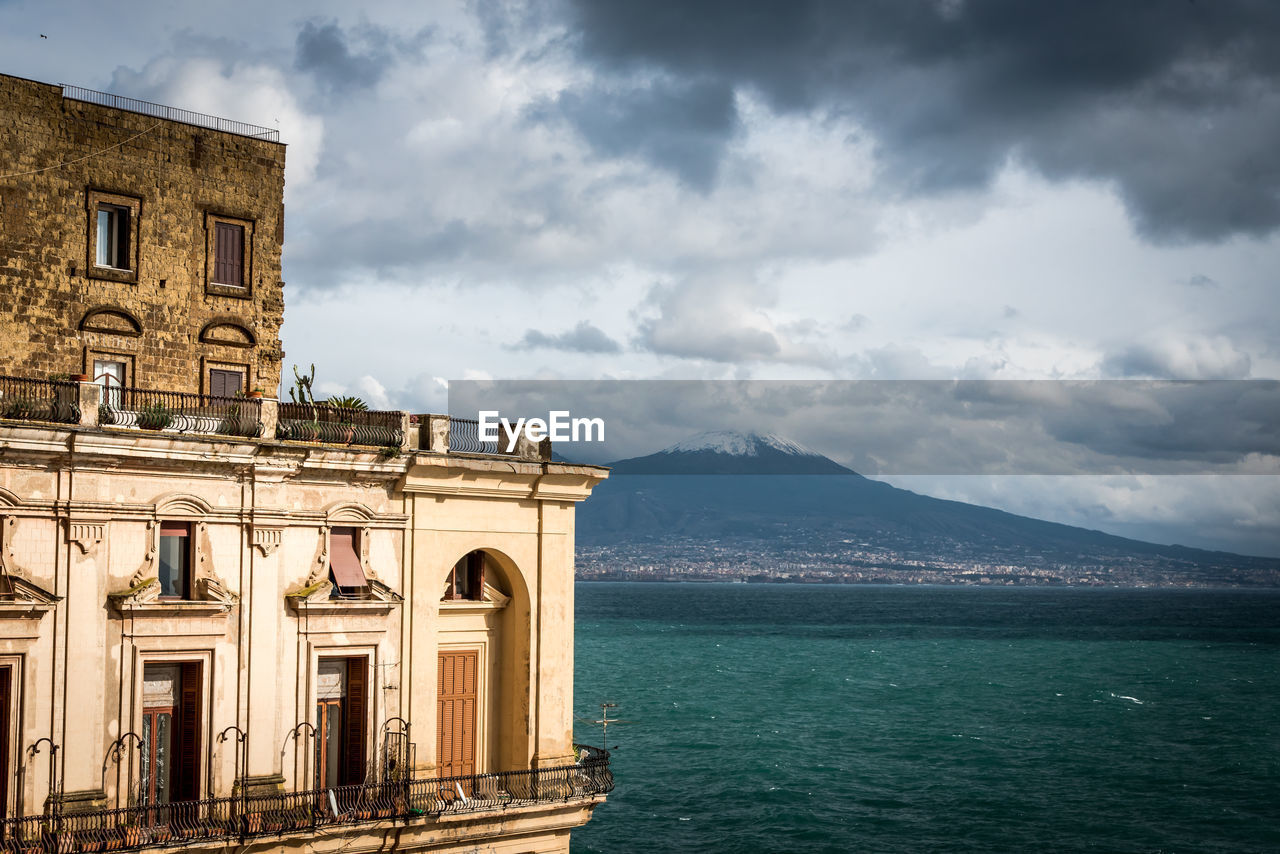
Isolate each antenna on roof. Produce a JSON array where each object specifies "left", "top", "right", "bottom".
[{"left": 578, "top": 702, "right": 632, "bottom": 750}]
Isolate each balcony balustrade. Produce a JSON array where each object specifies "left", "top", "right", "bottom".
[
  {"left": 0, "top": 747, "right": 611, "bottom": 852},
  {"left": 100, "top": 388, "right": 263, "bottom": 438},
  {"left": 0, "top": 376, "right": 556, "bottom": 461},
  {"left": 0, "top": 376, "right": 80, "bottom": 425},
  {"left": 276, "top": 403, "right": 403, "bottom": 448}
]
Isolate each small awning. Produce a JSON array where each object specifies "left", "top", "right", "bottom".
[{"left": 329, "top": 528, "right": 367, "bottom": 589}]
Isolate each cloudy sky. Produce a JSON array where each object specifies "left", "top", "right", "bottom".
[{"left": 4, "top": 1, "right": 1279, "bottom": 554}]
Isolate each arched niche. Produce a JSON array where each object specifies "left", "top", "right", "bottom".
[
  {"left": 436, "top": 547, "right": 531, "bottom": 774},
  {"left": 79, "top": 306, "right": 142, "bottom": 337},
  {"left": 198, "top": 319, "right": 256, "bottom": 349}
]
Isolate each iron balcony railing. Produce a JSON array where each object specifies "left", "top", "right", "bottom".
[
  {"left": 99, "top": 389, "right": 263, "bottom": 439},
  {"left": 447, "top": 417, "right": 503, "bottom": 455},
  {"left": 276, "top": 404, "right": 404, "bottom": 449},
  {"left": 0, "top": 748, "right": 611, "bottom": 853},
  {"left": 61, "top": 85, "right": 280, "bottom": 142},
  {"left": 0, "top": 376, "right": 80, "bottom": 425}
]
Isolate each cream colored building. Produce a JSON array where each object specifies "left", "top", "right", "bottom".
[{"left": 0, "top": 74, "right": 610, "bottom": 854}]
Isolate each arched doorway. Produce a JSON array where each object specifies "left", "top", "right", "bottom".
[{"left": 436, "top": 549, "right": 527, "bottom": 782}]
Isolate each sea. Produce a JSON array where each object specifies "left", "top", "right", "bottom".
[{"left": 570, "top": 582, "right": 1280, "bottom": 854}]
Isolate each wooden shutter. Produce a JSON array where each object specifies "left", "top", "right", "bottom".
[
  {"left": 469, "top": 552, "right": 484, "bottom": 600},
  {"left": 209, "top": 369, "right": 242, "bottom": 399},
  {"left": 342, "top": 657, "right": 367, "bottom": 785},
  {"left": 437, "top": 650, "right": 477, "bottom": 780},
  {"left": 214, "top": 223, "right": 244, "bottom": 286},
  {"left": 174, "top": 662, "right": 202, "bottom": 802}
]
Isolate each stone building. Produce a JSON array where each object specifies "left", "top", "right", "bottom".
[
  {"left": 1, "top": 73, "right": 285, "bottom": 397},
  {"left": 0, "top": 73, "right": 610, "bottom": 854}
]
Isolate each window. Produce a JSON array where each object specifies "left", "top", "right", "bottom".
[
  {"left": 328, "top": 527, "right": 368, "bottom": 598},
  {"left": 444, "top": 551, "right": 485, "bottom": 601},
  {"left": 141, "top": 663, "right": 201, "bottom": 808},
  {"left": 96, "top": 205, "right": 130, "bottom": 269},
  {"left": 94, "top": 358, "right": 126, "bottom": 408},
  {"left": 157, "top": 522, "right": 191, "bottom": 599},
  {"left": 87, "top": 190, "right": 140, "bottom": 282},
  {"left": 208, "top": 368, "right": 244, "bottom": 399},
  {"left": 316, "top": 657, "right": 367, "bottom": 788},
  {"left": 213, "top": 222, "right": 244, "bottom": 287}
]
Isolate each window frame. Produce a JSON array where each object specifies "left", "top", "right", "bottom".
[
  {"left": 206, "top": 366, "right": 246, "bottom": 400},
  {"left": 204, "top": 213, "right": 254, "bottom": 298},
  {"left": 138, "top": 660, "right": 203, "bottom": 809},
  {"left": 328, "top": 526, "right": 370, "bottom": 599},
  {"left": 86, "top": 190, "right": 141, "bottom": 284},
  {"left": 157, "top": 522, "right": 192, "bottom": 600},
  {"left": 315, "top": 655, "right": 369, "bottom": 789}
]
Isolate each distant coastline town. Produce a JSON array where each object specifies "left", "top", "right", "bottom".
[{"left": 577, "top": 539, "right": 1280, "bottom": 588}]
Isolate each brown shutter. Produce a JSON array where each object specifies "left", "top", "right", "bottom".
[
  {"left": 214, "top": 223, "right": 244, "bottom": 286},
  {"left": 209, "top": 369, "right": 242, "bottom": 399},
  {"left": 437, "top": 650, "right": 477, "bottom": 781},
  {"left": 470, "top": 552, "right": 484, "bottom": 599},
  {"left": 342, "top": 657, "right": 367, "bottom": 785},
  {"left": 175, "top": 662, "right": 202, "bottom": 801}
]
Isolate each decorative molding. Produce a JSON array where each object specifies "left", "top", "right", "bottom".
[
  {"left": 323, "top": 501, "right": 377, "bottom": 524},
  {"left": 67, "top": 521, "right": 104, "bottom": 555},
  {"left": 252, "top": 526, "right": 282, "bottom": 557},
  {"left": 153, "top": 493, "right": 215, "bottom": 517}
]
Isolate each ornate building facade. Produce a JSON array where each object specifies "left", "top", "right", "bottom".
[{"left": 0, "top": 72, "right": 610, "bottom": 854}]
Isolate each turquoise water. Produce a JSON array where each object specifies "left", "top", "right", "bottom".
[{"left": 571, "top": 583, "right": 1280, "bottom": 853}]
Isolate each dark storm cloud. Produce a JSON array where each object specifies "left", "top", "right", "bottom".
[
  {"left": 1100, "top": 341, "right": 1251, "bottom": 380},
  {"left": 448, "top": 379, "right": 1280, "bottom": 474},
  {"left": 513, "top": 322, "right": 622, "bottom": 353},
  {"left": 294, "top": 20, "right": 395, "bottom": 92},
  {"left": 555, "top": 0, "right": 1280, "bottom": 242},
  {"left": 540, "top": 77, "right": 739, "bottom": 189}
]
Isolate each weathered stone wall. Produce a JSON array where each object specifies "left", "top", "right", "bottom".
[{"left": 0, "top": 73, "right": 285, "bottom": 394}]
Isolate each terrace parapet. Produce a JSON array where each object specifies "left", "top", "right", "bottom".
[{"left": 0, "top": 377, "right": 551, "bottom": 462}]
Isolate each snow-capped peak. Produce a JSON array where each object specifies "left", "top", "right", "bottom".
[{"left": 663, "top": 431, "right": 820, "bottom": 457}]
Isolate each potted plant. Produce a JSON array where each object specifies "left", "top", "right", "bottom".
[
  {"left": 136, "top": 402, "right": 173, "bottom": 430},
  {"left": 247, "top": 388, "right": 264, "bottom": 399}
]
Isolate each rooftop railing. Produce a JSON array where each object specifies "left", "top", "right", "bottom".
[
  {"left": 0, "top": 748, "right": 611, "bottom": 853},
  {"left": 100, "top": 389, "right": 263, "bottom": 439},
  {"left": 0, "top": 377, "right": 560, "bottom": 462},
  {"left": 61, "top": 85, "right": 280, "bottom": 142},
  {"left": 276, "top": 403, "right": 404, "bottom": 448},
  {"left": 447, "top": 417, "right": 502, "bottom": 455},
  {"left": 0, "top": 376, "right": 80, "bottom": 425}
]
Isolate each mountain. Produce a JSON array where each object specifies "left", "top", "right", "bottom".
[
  {"left": 576, "top": 431, "right": 1280, "bottom": 587},
  {"left": 609, "top": 431, "right": 856, "bottom": 475}
]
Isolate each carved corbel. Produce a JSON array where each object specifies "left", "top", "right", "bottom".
[
  {"left": 252, "top": 526, "right": 282, "bottom": 557},
  {"left": 66, "top": 521, "right": 105, "bottom": 555}
]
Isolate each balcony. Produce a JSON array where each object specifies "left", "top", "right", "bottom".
[
  {"left": 100, "top": 388, "right": 263, "bottom": 438},
  {"left": 277, "top": 402, "right": 403, "bottom": 448},
  {"left": 0, "top": 377, "right": 552, "bottom": 462},
  {"left": 0, "top": 748, "right": 611, "bottom": 853}
]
